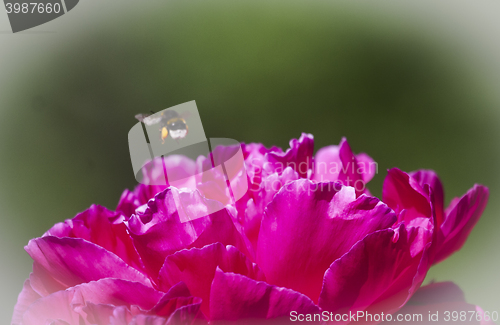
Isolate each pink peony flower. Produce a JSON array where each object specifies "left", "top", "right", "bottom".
[{"left": 12, "top": 134, "right": 489, "bottom": 324}]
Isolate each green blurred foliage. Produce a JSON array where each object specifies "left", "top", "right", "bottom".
[{"left": 0, "top": 1, "right": 498, "bottom": 321}]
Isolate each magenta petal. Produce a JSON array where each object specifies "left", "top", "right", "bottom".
[
  {"left": 244, "top": 167, "right": 299, "bottom": 249},
  {"left": 73, "top": 278, "right": 163, "bottom": 309},
  {"left": 337, "top": 138, "right": 370, "bottom": 196},
  {"left": 383, "top": 168, "right": 432, "bottom": 224},
  {"left": 44, "top": 204, "right": 144, "bottom": 272},
  {"left": 29, "top": 261, "right": 68, "bottom": 296},
  {"left": 434, "top": 185, "right": 489, "bottom": 264},
  {"left": 265, "top": 133, "right": 314, "bottom": 178},
  {"left": 410, "top": 170, "right": 445, "bottom": 227},
  {"left": 85, "top": 282, "right": 205, "bottom": 325},
  {"left": 256, "top": 179, "right": 396, "bottom": 303},
  {"left": 151, "top": 294, "right": 202, "bottom": 318},
  {"left": 11, "top": 279, "right": 41, "bottom": 325},
  {"left": 25, "top": 236, "right": 151, "bottom": 296},
  {"left": 116, "top": 188, "right": 143, "bottom": 218},
  {"left": 127, "top": 187, "right": 252, "bottom": 277},
  {"left": 209, "top": 268, "right": 320, "bottom": 322},
  {"left": 319, "top": 225, "right": 432, "bottom": 316},
  {"left": 159, "top": 243, "right": 265, "bottom": 318}
]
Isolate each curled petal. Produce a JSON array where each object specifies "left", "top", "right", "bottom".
[
  {"left": 257, "top": 179, "right": 396, "bottom": 303},
  {"left": 117, "top": 189, "right": 144, "bottom": 219},
  {"left": 25, "top": 236, "right": 151, "bottom": 296},
  {"left": 337, "top": 138, "right": 367, "bottom": 196},
  {"left": 159, "top": 243, "right": 265, "bottom": 317},
  {"left": 434, "top": 185, "right": 489, "bottom": 264},
  {"left": 265, "top": 133, "right": 314, "bottom": 178},
  {"left": 209, "top": 268, "right": 320, "bottom": 322},
  {"left": 149, "top": 283, "right": 203, "bottom": 319},
  {"left": 319, "top": 225, "right": 432, "bottom": 318},
  {"left": 44, "top": 204, "right": 144, "bottom": 271},
  {"left": 383, "top": 168, "right": 432, "bottom": 224},
  {"left": 410, "top": 170, "right": 445, "bottom": 227},
  {"left": 241, "top": 142, "right": 283, "bottom": 194}
]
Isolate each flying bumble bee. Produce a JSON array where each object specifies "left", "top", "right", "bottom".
[{"left": 135, "top": 110, "right": 189, "bottom": 143}]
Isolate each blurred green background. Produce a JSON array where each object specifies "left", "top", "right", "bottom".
[{"left": 1, "top": 0, "right": 499, "bottom": 322}]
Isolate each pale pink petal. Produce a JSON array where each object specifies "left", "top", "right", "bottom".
[
  {"left": 256, "top": 179, "right": 396, "bottom": 303},
  {"left": 356, "top": 152, "right": 377, "bottom": 184},
  {"left": 11, "top": 279, "right": 41, "bottom": 325},
  {"left": 21, "top": 278, "right": 164, "bottom": 325},
  {"left": 313, "top": 139, "right": 376, "bottom": 194},
  {"left": 476, "top": 306, "right": 497, "bottom": 325},
  {"left": 195, "top": 167, "right": 232, "bottom": 205},
  {"left": 21, "top": 288, "right": 82, "bottom": 325},
  {"left": 313, "top": 144, "right": 342, "bottom": 182}
]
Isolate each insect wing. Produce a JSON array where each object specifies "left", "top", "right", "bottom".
[{"left": 135, "top": 114, "right": 162, "bottom": 126}]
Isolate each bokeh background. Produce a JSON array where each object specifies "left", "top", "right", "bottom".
[{"left": 1, "top": 0, "right": 499, "bottom": 322}]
